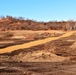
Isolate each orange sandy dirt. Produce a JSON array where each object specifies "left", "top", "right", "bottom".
[{"left": 0, "top": 30, "right": 76, "bottom": 75}]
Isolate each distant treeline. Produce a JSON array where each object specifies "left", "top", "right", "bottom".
[{"left": 0, "top": 16, "right": 76, "bottom": 31}]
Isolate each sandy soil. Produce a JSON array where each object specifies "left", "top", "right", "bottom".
[
  {"left": 0, "top": 31, "right": 74, "bottom": 54},
  {"left": 0, "top": 62, "right": 76, "bottom": 75},
  {"left": 0, "top": 30, "right": 76, "bottom": 75}
]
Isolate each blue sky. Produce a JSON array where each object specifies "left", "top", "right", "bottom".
[{"left": 0, "top": 0, "right": 76, "bottom": 21}]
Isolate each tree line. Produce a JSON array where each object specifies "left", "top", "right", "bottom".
[{"left": 0, "top": 16, "right": 76, "bottom": 31}]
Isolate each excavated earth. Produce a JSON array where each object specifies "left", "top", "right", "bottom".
[{"left": 0, "top": 31, "right": 76, "bottom": 75}]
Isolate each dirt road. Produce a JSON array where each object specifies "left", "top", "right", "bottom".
[{"left": 0, "top": 31, "right": 74, "bottom": 54}]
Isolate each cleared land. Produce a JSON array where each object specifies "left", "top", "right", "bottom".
[
  {"left": 0, "top": 31, "right": 74, "bottom": 54},
  {"left": 0, "top": 30, "right": 76, "bottom": 75}
]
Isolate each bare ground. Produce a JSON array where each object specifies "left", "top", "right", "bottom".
[
  {"left": 0, "top": 62, "right": 76, "bottom": 75},
  {"left": 0, "top": 30, "right": 76, "bottom": 75}
]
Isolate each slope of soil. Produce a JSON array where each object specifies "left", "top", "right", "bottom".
[
  {"left": 0, "top": 31, "right": 74, "bottom": 54},
  {"left": 0, "top": 31, "right": 76, "bottom": 75},
  {"left": 0, "top": 30, "right": 63, "bottom": 49}
]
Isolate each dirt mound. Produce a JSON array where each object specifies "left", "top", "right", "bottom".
[
  {"left": 14, "top": 50, "right": 67, "bottom": 62},
  {"left": 70, "top": 41, "right": 76, "bottom": 49}
]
